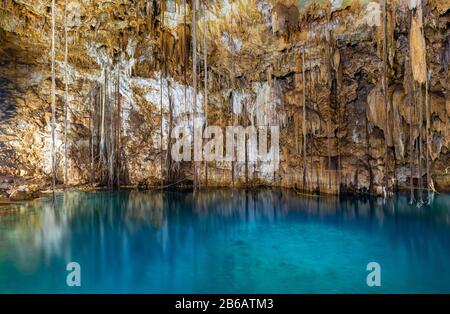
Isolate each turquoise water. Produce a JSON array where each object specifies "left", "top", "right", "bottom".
[{"left": 0, "top": 189, "right": 450, "bottom": 293}]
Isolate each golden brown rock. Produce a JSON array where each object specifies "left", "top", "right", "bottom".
[{"left": 0, "top": 0, "right": 448, "bottom": 197}]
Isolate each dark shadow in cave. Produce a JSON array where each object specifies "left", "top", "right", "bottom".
[{"left": 0, "top": 76, "right": 16, "bottom": 124}]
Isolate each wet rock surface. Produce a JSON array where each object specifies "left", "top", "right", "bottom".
[{"left": 0, "top": 0, "right": 449, "bottom": 198}]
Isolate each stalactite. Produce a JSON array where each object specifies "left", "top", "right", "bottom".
[
  {"left": 311, "top": 56, "right": 320, "bottom": 193},
  {"left": 116, "top": 65, "right": 118, "bottom": 189},
  {"left": 308, "top": 46, "right": 314, "bottom": 193},
  {"left": 417, "top": 82, "right": 424, "bottom": 204},
  {"left": 166, "top": 79, "right": 174, "bottom": 183},
  {"left": 108, "top": 70, "right": 114, "bottom": 188},
  {"left": 382, "top": 0, "right": 390, "bottom": 197},
  {"left": 302, "top": 48, "right": 307, "bottom": 191},
  {"left": 422, "top": 2, "right": 435, "bottom": 197},
  {"left": 184, "top": 0, "right": 188, "bottom": 115},
  {"left": 229, "top": 10, "right": 235, "bottom": 190},
  {"left": 192, "top": 0, "right": 198, "bottom": 191},
  {"left": 425, "top": 70, "right": 436, "bottom": 195},
  {"left": 364, "top": 107, "right": 374, "bottom": 194},
  {"left": 160, "top": 0, "right": 165, "bottom": 189},
  {"left": 95, "top": 86, "right": 101, "bottom": 181},
  {"left": 409, "top": 0, "right": 428, "bottom": 205},
  {"left": 90, "top": 87, "right": 95, "bottom": 185},
  {"left": 50, "top": 0, "right": 56, "bottom": 201},
  {"left": 409, "top": 100, "right": 414, "bottom": 203},
  {"left": 412, "top": 83, "right": 420, "bottom": 204},
  {"left": 425, "top": 70, "right": 430, "bottom": 197},
  {"left": 294, "top": 112, "right": 299, "bottom": 155},
  {"left": 203, "top": 3, "right": 208, "bottom": 188},
  {"left": 100, "top": 68, "right": 106, "bottom": 181},
  {"left": 230, "top": 90, "right": 235, "bottom": 189},
  {"left": 410, "top": 88, "right": 415, "bottom": 204},
  {"left": 327, "top": 30, "right": 332, "bottom": 191},
  {"left": 270, "top": 70, "right": 276, "bottom": 183},
  {"left": 5, "top": 0, "right": 448, "bottom": 197},
  {"left": 337, "top": 78, "right": 342, "bottom": 194},
  {"left": 64, "top": 4, "right": 69, "bottom": 188},
  {"left": 407, "top": 12, "right": 415, "bottom": 205},
  {"left": 245, "top": 112, "right": 249, "bottom": 189}
]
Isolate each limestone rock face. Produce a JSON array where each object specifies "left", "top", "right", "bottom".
[
  {"left": 410, "top": 6, "right": 427, "bottom": 84},
  {"left": 0, "top": 0, "right": 449, "bottom": 197},
  {"left": 435, "top": 0, "right": 450, "bottom": 15}
]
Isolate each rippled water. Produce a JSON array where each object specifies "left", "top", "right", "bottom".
[{"left": 0, "top": 189, "right": 449, "bottom": 293}]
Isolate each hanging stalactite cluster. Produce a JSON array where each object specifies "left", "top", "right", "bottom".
[{"left": 0, "top": 0, "right": 449, "bottom": 201}]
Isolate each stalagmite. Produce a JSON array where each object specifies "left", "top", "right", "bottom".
[
  {"left": 64, "top": 4, "right": 69, "bottom": 188},
  {"left": 51, "top": 0, "right": 56, "bottom": 201}
]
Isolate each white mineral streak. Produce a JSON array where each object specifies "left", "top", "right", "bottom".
[
  {"left": 224, "top": 81, "right": 284, "bottom": 175},
  {"left": 256, "top": 0, "right": 273, "bottom": 28},
  {"left": 39, "top": 123, "right": 64, "bottom": 175},
  {"left": 251, "top": 81, "right": 286, "bottom": 127},
  {"left": 85, "top": 39, "right": 137, "bottom": 135},
  {"left": 307, "top": 19, "right": 340, "bottom": 42},
  {"left": 330, "top": 0, "right": 344, "bottom": 12},
  {"left": 132, "top": 74, "right": 204, "bottom": 150},
  {"left": 361, "top": 2, "right": 382, "bottom": 27},
  {"left": 408, "top": 0, "right": 421, "bottom": 10},
  {"left": 221, "top": 32, "right": 242, "bottom": 53},
  {"left": 231, "top": 89, "right": 252, "bottom": 115},
  {"left": 118, "top": 38, "right": 138, "bottom": 135},
  {"left": 219, "top": 0, "right": 237, "bottom": 17},
  {"left": 163, "top": 0, "right": 187, "bottom": 29}
]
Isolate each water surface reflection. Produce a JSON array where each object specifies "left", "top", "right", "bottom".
[{"left": 0, "top": 189, "right": 449, "bottom": 293}]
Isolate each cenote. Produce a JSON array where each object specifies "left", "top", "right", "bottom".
[{"left": 0, "top": 189, "right": 450, "bottom": 294}]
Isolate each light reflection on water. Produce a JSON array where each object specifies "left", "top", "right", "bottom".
[{"left": 0, "top": 189, "right": 450, "bottom": 293}]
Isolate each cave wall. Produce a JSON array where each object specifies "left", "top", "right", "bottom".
[{"left": 0, "top": 0, "right": 449, "bottom": 199}]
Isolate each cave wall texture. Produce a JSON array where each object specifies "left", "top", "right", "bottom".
[{"left": 0, "top": 0, "right": 449, "bottom": 199}]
